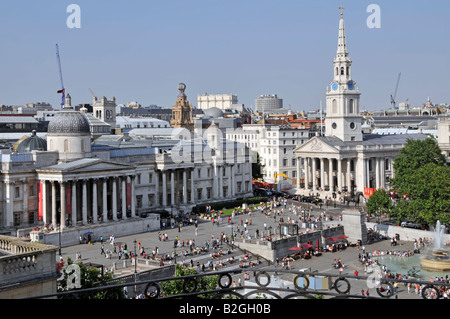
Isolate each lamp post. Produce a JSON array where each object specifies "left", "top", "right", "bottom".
[{"left": 133, "top": 239, "right": 137, "bottom": 274}]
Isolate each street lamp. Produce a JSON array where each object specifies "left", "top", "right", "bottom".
[{"left": 133, "top": 239, "right": 137, "bottom": 274}]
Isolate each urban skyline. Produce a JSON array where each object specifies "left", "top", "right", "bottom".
[{"left": 0, "top": 1, "right": 449, "bottom": 110}]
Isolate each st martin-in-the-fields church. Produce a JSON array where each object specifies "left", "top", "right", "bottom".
[{"left": 294, "top": 10, "right": 429, "bottom": 197}]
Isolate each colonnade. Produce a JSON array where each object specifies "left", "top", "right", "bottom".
[{"left": 296, "top": 155, "right": 394, "bottom": 192}]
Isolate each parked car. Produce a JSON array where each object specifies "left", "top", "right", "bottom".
[{"left": 400, "top": 220, "right": 424, "bottom": 229}]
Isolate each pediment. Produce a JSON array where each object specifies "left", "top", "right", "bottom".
[
  {"left": 294, "top": 137, "right": 339, "bottom": 155},
  {"left": 39, "top": 158, "right": 134, "bottom": 173}
]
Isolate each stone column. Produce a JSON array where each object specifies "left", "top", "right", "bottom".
[
  {"left": 60, "top": 182, "right": 66, "bottom": 230},
  {"left": 380, "top": 158, "right": 385, "bottom": 189},
  {"left": 328, "top": 159, "right": 333, "bottom": 191},
  {"left": 92, "top": 180, "right": 98, "bottom": 224},
  {"left": 312, "top": 157, "right": 317, "bottom": 191},
  {"left": 375, "top": 157, "right": 380, "bottom": 189},
  {"left": 338, "top": 158, "right": 342, "bottom": 191},
  {"left": 213, "top": 165, "right": 218, "bottom": 198},
  {"left": 303, "top": 158, "right": 308, "bottom": 190},
  {"left": 4, "top": 181, "right": 14, "bottom": 228},
  {"left": 155, "top": 171, "right": 160, "bottom": 207},
  {"left": 170, "top": 170, "right": 175, "bottom": 206},
  {"left": 366, "top": 158, "right": 370, "bottom": 189},
  {"left": 131, "top": 175, "right": 136, "bottom": 217},
  {"left": 112, "top": 177, "right": 117, "bottom": 220},
  {"left": 82, "top": 180, "right": 88, "bottom": 225},
  {"left": 72, "top": 181, "right": 77, "bottom": 226},
  {"left": 183, "top": 170, "right": 187, "bottom": 204},
  {"left": 42, "top": 181, "right": 48, "bottom": 225},
  {"left": 103, "top": 178, "right": 108, "bottom": 221},
  {"left": 231, "top": 165, "right": 236, "bottom": 196},
  {"left": 320, "top": 158, "right": 325, "bottom": 189},
  {"left": 51, "top": 181, "right": 57, "bottom": 227},
  {"left": 219, "top": 166, "right": 224, "bottom": 197},
  {"left": 296, "top": 157, "right": 301, "bottom": 190},
  {"left": 162, "top": 171, "right": 167, "bottom": 206},
  {"left": 122, "top": 176, "right": 127, "bottom": 219},
  {"left": 346, "top": 159, "right": 351, "bottom": 191}
]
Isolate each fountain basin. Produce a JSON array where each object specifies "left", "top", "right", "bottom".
[{"left": 421, "top": 250, "right": 450, "bottom": 271}]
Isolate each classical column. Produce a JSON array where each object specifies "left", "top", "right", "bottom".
[
  {"left": 346, "top": 159, "right": 351, "bottom": 191},
  {"left": 328, "top": 159, "right": 333, "bottom": 191},
  {"left": 380, "top": 158, "right": 385, "bottom": 189},
  {"left": 219, "top": 166, "right": 224, "bottom": 197},
  {"left": 312, "top": 157, "right": 317, "bottom": 191},
  {"left": 51, "top": 181, "right": 57, "bottom": 226},
  {"left": 304, "top": 158, "right": 309, "bottom": 190},
  {"left": 231, "top": 165, "right": 236, "bottom": 196},
  {"left": 60, "top": 182, "right": 66, "bottom": 230},
  {"left": 162, "top": 171, "right": 167, "bottom": 206},
  {"left": 170, "top": 170, "right": 175, "bottom": 206},
  {"left": 42, "top": 181, "right": 48, "bottom": 225},
  {"left": 103, "top": 178, "right": 108, "bottom": 221},
  {"left": 92, "top": 179, "right": 98, "bottom": 224},
  {"left": 366, "top": 158, "right": 370, "bottom": 189},
  {"left": 213, "top": 165, "right": 218, "bottom": 198},
  {"left": 320, "top": 158, "right": 325, "bottom": 189},
  {"left": 375, "top": 157, "right": 381, "bottom": 189},
  {"left": 72, "top": 181, "right": 77, "bottom": 226},
  {"left": 112, "top": 177, "right": 117, "bottom": 220},
  {"left": 131, "top": 175, "right": 136, "bottom": 217},
  {"left": 338, "top": 158, "right": 342, "bottom": 191},
  {"left": 122, "top": 176, "right": 127, "bottom": 219},
  {"left": 155, "top": 171, "right": 160, "bottom": 207},
  {"left": 82, "top": 180, "right": 88, "bottom": 225},
  {"left": 296, "top": 157, "right": 301, "bottom": 189},
  {"left": 190, "top": 168, "right": 195, "bottom": 203},
  {"left": 183, "top": 170, "right": 187, "bottom": 204}
]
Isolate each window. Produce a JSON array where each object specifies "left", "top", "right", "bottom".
[
  {"left": 292, "top": 158, "right": 296, "bottom": 166},
  {"left": 348, "top": 99, "right": 354, "bottom": 114},
  {"left": 283, "top": 158, "right": 288, "bottom": 167},
  {"left": 15, "top": 187, "right": 20, "bottom": 198},
  {"left": 332, "top": 99, "right": 337, "bottom": 114},
  {"left": 341, "top": 67, "right": 345, "bottom": 75}
]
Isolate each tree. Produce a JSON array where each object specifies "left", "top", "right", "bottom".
[
  {"left": 391, "top": 138, "right": 445, "bottom": 192},
  {"left": 366, "top": 189, "right": 393, "bottom": 221},
  {"left": 160, "top": 265, "right": 218, "bottom": 298},
  {"left": 252, "top": 152, "right": 264, "bottom": 180},
  {"left": 390, "top": 138, "right": 449, "bottom": 226}
]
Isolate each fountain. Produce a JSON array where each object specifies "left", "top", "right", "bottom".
[{"left": 421, "top": 220, "right": 450, "bottom": 271}]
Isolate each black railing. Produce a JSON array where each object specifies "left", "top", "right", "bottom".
[{"left": 27, "top": 268, "right": 450, "bottom": 300}]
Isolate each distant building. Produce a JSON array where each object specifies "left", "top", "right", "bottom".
[
  {"left": 437, "top": 116, "right": 450, "bottom": 164},
  {"left": 255, "top": 94, "right": 283, "bottom": 113},
  {"left": 197, "top": 93, "right": 247, "bottom": 113},
  {"left": 170, "top": 83, "right": 194, "bottom": 132}
]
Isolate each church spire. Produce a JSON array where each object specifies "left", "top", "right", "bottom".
[{"left": 337, "top": 6, "right": 348, "bottom": 58}]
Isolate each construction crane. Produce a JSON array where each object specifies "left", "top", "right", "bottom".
[
  {"left": 88, "top": 88, "right": 96, "bottom": 99},
  {"left": 390, "top": 72, "right": 401, "bottom": 109},
  {"left": 55, "top": 44, "right": 65, "bottom": 109},
  {"left": 274, "top": 173, "right": 289, "bottom": 184}
]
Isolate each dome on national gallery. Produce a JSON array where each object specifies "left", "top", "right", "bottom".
[{"left": 47, "top": 94, "right": 91, "bottom": 135}]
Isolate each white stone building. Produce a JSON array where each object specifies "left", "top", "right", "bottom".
[
  {"left": 0, "top": 88, "right": 253, "bottom": 236},
  {"left": 294, "top": 12, "right": 430, "bottom": 197}
]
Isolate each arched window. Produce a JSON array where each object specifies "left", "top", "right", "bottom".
[
  {"left": 348, "top": 99, "right": 354, "bottom": 114},
  {"left": 332, "top": 99, "right": 337, "bottom": 114},
  {"left": 64, "top": 139, "right": 69, "bottom": 152},
  {"left": 336, "top": 67, "right": 338, "bottom": 76},
  {"left": 340, "top": 67, "right": 345, "bottom": 75}
]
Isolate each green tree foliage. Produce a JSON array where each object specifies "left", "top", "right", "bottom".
[
  {"left": 252, "top": 152, "right": 264, "bottom": 180},
  {"left": 160, "top": 265, "right": 218, "bottom": 298},
  {"left": 390, "top": 138, "right": 449, "bottom": 226},
  {"left": 391, "top": 138, "right": 445, "bottom": 192},
  {"left": 366, "top": 189, "right": 393, "bottom": 219}
]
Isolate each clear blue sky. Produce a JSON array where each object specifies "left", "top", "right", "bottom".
[{"left": 0, "top": 0, "right": 449, "bottom": 111}]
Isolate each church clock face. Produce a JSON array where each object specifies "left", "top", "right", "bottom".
[
  {"left": 347, "top": 82, "right": 354, "bottom": 90},
  {"left": 332, "top": 82, "right": 338, "bottom": 91}
]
